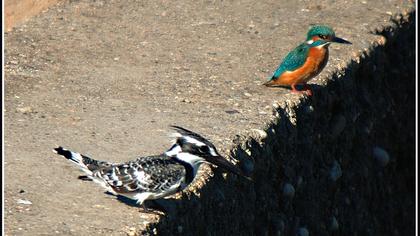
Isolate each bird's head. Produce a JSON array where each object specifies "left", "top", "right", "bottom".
[
  {"left": 165, "top": 126, "right": 250, "bottom": 179},
  {"left": 306, "top": 25, "right": 351, "bottom": 47}
]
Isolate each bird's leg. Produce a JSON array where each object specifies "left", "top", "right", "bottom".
[
  {"left": 291, "top": 84, "right": 313, "bottom": 96},
  {"left": 138, "top": 202, "right": 164, "bottom": 215},
  {"left": 137, "top": 199, "right": 151, "bottom": 213},
  {"left": 291, "top": 84, "right": 300, "bottom": 93},
  {"left": 140, "top": 204, "right": 150, "bottom": 213}
]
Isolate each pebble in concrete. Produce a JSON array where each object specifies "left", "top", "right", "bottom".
[
  {"left": 329, "top": 216, "right": 339, "bottom": 231},
  {"left": 330, "top": 115, "right": 346, "bottom": 138},
  {"left": 303, "top": 105, "right": 314, "bottom": 114},
  {"left": 214, "top": 188, "right": 226, "bottom": 205},
  {"left": 17, "top": 199, "right": 32, "bottom": 205},
  {"left": 271, "top": 215, "right": 285, "bottom": 235},
  {"left": 372, "top": 146, "right": 390, "bottom": 167},
  {"left": 296, "top": 227, "right": 309, "bottom": 236},
  {"left": 251, "top": 129, "right": 268, "bottom": 139},
  {"left": 236, "top": 149, "right": 254, "bottom": 176},
  {"left": 239, "top": 157, "right": 254, "bottom": 177},
  {"left": 177, "top": 225, "right": 183, "bottom": 233},
  {"left": 296, "top": 176, "right": 303, "bottom": 188},
  {"left": 16, "top": 106, "right": 33, "bottom": 114},
  {"left": 283, "top": 183, "right": 295, "bottom": 199},
  {"left": 329, "top": 160, "right": 342, "bottom": 182}
]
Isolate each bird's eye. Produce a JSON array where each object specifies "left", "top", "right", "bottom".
[
  {"left": 318, "top": 34, "right": 327, "bottom": 39},
  {"left": 198, "top": 146, "right": 210, "bottom": 153}
]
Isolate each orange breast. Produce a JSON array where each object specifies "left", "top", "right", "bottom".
[{"left": 275, "top": 47, "right": 329, "bottom": 86}]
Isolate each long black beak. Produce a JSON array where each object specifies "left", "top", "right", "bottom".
[
  {"left": 207, "top": 155, "right": 252, "bottom": 181},
  {"left": 332, "top": 36, "right": 352, "bottom": 44}
]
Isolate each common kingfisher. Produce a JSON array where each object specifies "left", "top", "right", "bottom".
[{"left": 264, "top": 25, "right": 351, "bottom": 96}]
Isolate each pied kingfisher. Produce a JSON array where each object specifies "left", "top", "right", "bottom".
[{"left": 53, "top": 126, "right": 248, "bottom": 211}]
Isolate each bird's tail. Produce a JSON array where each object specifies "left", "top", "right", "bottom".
[{"left": 53, "top": 146, "right": 106, "bottom": 175}]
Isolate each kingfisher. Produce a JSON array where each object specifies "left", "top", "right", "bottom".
[
  {"left": 53, "top": 126, "right": 249, "bottom": 212},
  {"left": 264, "top": 25, "right": 351, "bottom": 95}
]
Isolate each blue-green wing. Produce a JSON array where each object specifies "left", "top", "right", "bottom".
[{"left": 270, "top": 43, "right": 309, "bottom": 80}]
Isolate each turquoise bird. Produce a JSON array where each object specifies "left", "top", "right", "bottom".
[{"left": 264, "top": 25, "right": 351, "bottom": 96}]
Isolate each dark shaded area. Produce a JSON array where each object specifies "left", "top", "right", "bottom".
[{"left": 285, "top": 13, "right": 415, "bottom": 236}]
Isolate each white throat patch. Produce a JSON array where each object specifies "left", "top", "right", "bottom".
[
  {"left": 165, "top": 145, "right": 182, "bottom": 156},
  {"left": 174, "top": 153, "right": 205, "bottom": 165},
  {"left": 174, "top": 153, "right": 205, "bottom": 176}
]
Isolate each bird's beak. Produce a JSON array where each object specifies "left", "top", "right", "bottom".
[
  {"left": 332, "top": 36, "right": 352, "bottom": 44},
  {"left": 207, "top": 155, "right": 252, "bottom": 181}
]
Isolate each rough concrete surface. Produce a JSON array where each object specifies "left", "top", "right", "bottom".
[{"left": 4, "top": 0, "right": 415, "bottom": 235}]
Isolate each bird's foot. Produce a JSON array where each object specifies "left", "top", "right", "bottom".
[
  {"left": 291, "top": 89, "right": 312, "bottom": 96},
  {"left": 139, "top": 204, "right": 165, "bottom": 215},
  {"left": 302, "top": 89, "right": 313, "bottom": 96},
  {"left": 303, "top": 84, "right": 313, "bottom": 96},
  {"left": 291, "top": 84, "right": 312, "bottom": 96}
]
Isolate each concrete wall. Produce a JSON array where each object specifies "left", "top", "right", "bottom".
[{"left": 142, "top": 11, "right": 415, "bottom": 236}]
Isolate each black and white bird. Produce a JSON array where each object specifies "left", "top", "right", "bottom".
[{"left": 53, "top": 126, "right": 248, "bottom": 211}]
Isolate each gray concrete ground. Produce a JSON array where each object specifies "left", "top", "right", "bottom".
[{"left": 4, "top": 0, "right": 415, "bottom": 235}]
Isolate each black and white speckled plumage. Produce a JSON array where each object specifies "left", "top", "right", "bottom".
[
  {"left": 100, "top": 155, "right": 193, "bottom": 195},
  {"left": 53, "top": 126, "right": 246, "bottom": 210}
]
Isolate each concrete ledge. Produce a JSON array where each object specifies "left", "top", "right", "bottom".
[{"left": 4, "top": 0, "right": 415, "bottom": 235}]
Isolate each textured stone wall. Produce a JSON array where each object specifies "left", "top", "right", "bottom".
[{"left": 143, "top": 12, "right": 414, "bottom": 236}]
